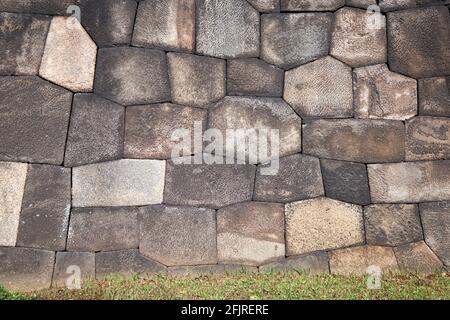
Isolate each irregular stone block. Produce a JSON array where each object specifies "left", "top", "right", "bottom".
[
  {"left": 227, "top": 58, "right": 284, "bottom": 97},
  {"left": 345, "top": 0, "right": 376, "bottom": 8},
  {"left": 125, "top": 103, "right": 207, "bottom": 159},
  {"left": 196, "top": 0, "right": 259, "bottom": 58},
  {"left": 67, "top": 207, "right": 139, "bottom": 252},
  {"left": 259, "top": 252, "right": 330, "bottom": 274},
  {"left": 132, "top": 0, "right": 194, "bottom": 52},
  {"left": 16, "top": 165, "right": 71, "bottom": 251},
  {"left": 0, "top": 76, "right": 72, "bottom": 164},
  {"left": 0, "top": 0, "right": 77, "bottom": 14},
  {"left": 387, "top": 7, "right": 450, "bottom": 78},
  {"left": 420, "top": 201, "right": 449, "bottom": 265},
  {"left": 261, "top": 13, "right": 333, "bottom": 69},
  {"left": 39, "top": 16, "right": 97, "bottom": 92},
  {"left": 139, "top": 205, "right": 217, "bottom": 266},
  {"left": 247, "top": 0, "right": 280, "bottom": 12},
  {"left": 285, "top": 197, "right": 364, "bottom": 256},
  {"left": 53, "top": 252, "right": 95, "bottom": 288},
  {"left": 364, "top": 204, "right": 423, "bottom": 246},
  {"left": 217, "top": 202, "right": 285, "bottom": 266},
  {"left": 0, "top": 162, "right": 28, "bottom": 247},
  {"left": 254, "top": 154, "right": 324, "bottom": 203},
  {"left": 394, "top": 241, "right": 444, "bottom": 274},
  {"left": 281, "top": 0, "right": 344, "bottom": 11},
  {"left": 379, "top": 0, "right": 415, "bottom": 11},
  {"left": 284, "top": 56, "right": 353, "bottom": 118},
  {"left": 72, "top": 159, "right": 165, "bottom": 207},
  {"left": 169, "top": 264, "right": 258, "bottom": 275},
  {"left": 368, "top": 161, "right": 450, "bottom": 203},
  {"left": 0, "top": 247, "right": 54, "bottom": 291},
  {"left": 406, "top": 116, "right": 450, "bottom": 161},
  {"left": 167, "top": 53, "right": 225, "bottom": 108},
  {"left": 303, "top": 119, "right": 405, "bottom": 163},
  {"left": 94, "top": 47, "right": 170, "bottom": 105},
  {"left": 64, "top": 94, "right": 124, "bottom": 167},
  {"left": 418, "top": 77, "right": 450, "bottom": 117},
  {"left": 320, "top": 159, "right": 371, "bottom": 205},
  {"left": 353, "top": 64, "right": 417, "bottom": 120}
]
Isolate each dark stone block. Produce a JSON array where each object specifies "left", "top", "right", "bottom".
[
  {"left": 418, "top": 77, "right": 450, "bottom": 117},
  {"left": 53, "top": 252, "right": 95, "bottom": 287},
  {"left": 0, "top": 0, "right": 79, "bottom": 15},
  {"left": 259, "top": 252, "right": 330, "bottom": 273}
]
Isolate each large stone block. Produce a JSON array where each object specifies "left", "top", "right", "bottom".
[
  {"left": 247, "top": 0, "right": 280, "bottom": 12},
  {"left": 53, "top": 252, "right": 95, "bottom": 287},
  {"left": 168, "top": 264, "right": 257, "bottom": 276},
  {"left": 379, "top": 0, "right": 415, "bottom": 11},
  {"left": 418, "top": 77, "right": 450, "bottom": 117},
  {"left": 394, "top": 241, "right": 444, "bottom": 274},
  {"left": 259, "top": 252, "right": 330, "bottom": 274},
  {"left": 281, "top": 0, "right": 344, "bottom": 11},
  {"left": 345, "top": 0, "right": 376, "bottom": 8},
  {"left": 0, "top": 0, "right": 78, "bottom": 14},
  {"left": 420, "top": 201, "right": 449, "bottom": 265}
]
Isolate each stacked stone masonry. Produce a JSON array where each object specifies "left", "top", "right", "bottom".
[{"left": 0, "top": 0, "right": 449, "bottom": 291}]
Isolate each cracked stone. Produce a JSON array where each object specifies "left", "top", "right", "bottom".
[
  {"left": 394, "top": 241, "right": 444, "bottom": 274},
  {"left": 0, "top": 0, "right": 79, "bottom": 15},
  {"left": 281, "top": 0, "right": 345, "bottom": 11},
  {"left": 418, "top": 77, "right": 450, "bottom": 117},
  {"left": 259, "top": 252, "right": 330, "bottom": 273},
  {"left": 247, "top": 0, "right": 280, "bottom": 12},
  {"left": 53, "top": 252, "right": 95, "bottom": 287}
]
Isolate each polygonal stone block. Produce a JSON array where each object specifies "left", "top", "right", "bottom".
[
  {"left": 418, "top": 77, "right": 450, "bottom": 117},
  {"left": 53, "top": 252, "right": 95, "bottom": 287},
  {"left": 379, "top": 0, "right": 415, "bottom": 11},
  {"left": 345, "top": 0, "right": 376, "bottom": 8},
  {"left": 247, "top": 0, "right": 280, "bottom": 12},
  {"left": 0, "top": 0, "right": 78, "bottom": 14},
  {"left": 394, "top": 241, "right": 444, "bottom": 274},
  {"left": 281, "top": 0, "right": 345, "bottom": 11},
  {"left": 259, "top": 252, "right": 330, "bottom": 274},
  {"left": 168, "top": 264, "right": 257, "bottom": 276}
]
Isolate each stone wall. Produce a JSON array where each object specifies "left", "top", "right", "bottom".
[{"left": 0, "top": 0, "right": 449, "bottom": 291}]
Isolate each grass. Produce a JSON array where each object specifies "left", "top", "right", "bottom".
[{"left": 1, "top": 272, "right": 449, "bottom": 300}]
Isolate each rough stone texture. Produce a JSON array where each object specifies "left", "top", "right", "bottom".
[
  {"left": 405, "top": 116, "right": 450, "bottom": 161},
  {"left": 420, "top": 201, "right": 449, "bottom": 266},
  {"left": 259, "top": 252, "right": 330, "bottom": 273},
  {"left": 331, "top": 7, "right": 387, "bottom": 68},
  {"left": 329, "top": 246, "right": 399, "bottom": 275},
  {"left": 0, "top": 13, "right": 50, "bottom": 75},
  {"left": 353, "top": 64, "right": 417, "bottom": 121},
  {"left": 0, "top": 0, "right": 79, "bottom": 15},
  {"left": 281, "top": 0, "right": 344, "bottom": 11},
  {"left": 167, "top": 53, "right": 225, "bottom": 108},
  {"left": 285, "top": 197, "right": 364, "bottom": 256},
  {"left": 364, "top": 204, "right": 423, "bottom": 246},
  {"left": 0, "top": 162, "right": 28, "bottom": 247},
  {"left": 139, "top": 205, "right": 217, "bottom": 266},
  {"left": 227, "top": 59, "right": 284, "bottom": 97},
  {"left": 320, "top": 159, "right": 371, "bottom": 205},
  {"left": 53, "top": 252, "right": 95, "bottom": 287},
  {"left": 94, "top": 47, "right": 170, "bottom": 105},
  {"left": 64, "top": 94, "right": 124, "bottom": 167},
  {"left": 247, "top": 0, "right": 280, "bottom": 12},
  {"left": 261, "top": 13, "right": 333, "bottom": 69},
  {"left": 217, "top": 202, "right": 285, "bottom": 265},
  {"left": 418, "top": 77, "right": 450, "bottom": 117},
  {"left": 0, "top": 76, "right": 72, "bottom": 165},
  {"left": 125, "top": 103, "right": 207, "bottom": 159},
  {"left": 196, "top": 0, "right": 260, "bottom": 58},
  {"left": 72, "top": 159, "right": 165, "bottom": 207},
  {"left": 169, "top": 264, "right": 258, "bottom": 275},
  {"left": 387, "top": 7, "right": 450, "bottom": 78},
  {"left": 39, "top": 16, "right": 97, "bottom": 92},
  {"left": 284, "top": 56, "right": 353, "bottom": 118},
  {"left": 345, "top": 0, "right": 376, "bottom": 8},
  {"left": 0, "top": 247, "right": 54, "bottom": 291},
  {"left": 132, "top": 0, "right": 195, "bottom": 52},
  {"left": 254, "top": 154, "right": 324, "bottom": 203},
  {"left": 67, "top": 207, "right": 139, "bottom": 252},
  {"left": 379, "top": 0, "right": 415, "bottom": 11},
  {"left": 16, "top": 165, "right": 71, "bottom": 251},
  {"left": 164, "top": 159, "right": 255, "bottom": 208},
  {"left": 303, "top": 119, "right": 405, "bottom": 163},
  {"left": 394, "top": 241, "right": 444, "bottom": 273},
  {"left": 368, "top": 161, "right": 450, "bottom": 203}
]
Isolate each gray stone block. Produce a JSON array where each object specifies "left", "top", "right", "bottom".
[
  {"left": 394, "top": 241, "right": 444, "bottom": 274},
  {"left": 169, "top": 264, "right": 258, "bottom": 275},
  {"left": 53, "top": 252, "right": 95, "bottom": 288},
  {"left": 418, "top": 77, "right": 450, "bottom": 117},
  {"left": 0, "top": 0, "right": 78, "bottom": 14},
  {"left": 281, "top": 0, "right": 344, "bottom": 11},
  {"left": 247, "top": 0, "right": 280, "bottom": 12},
  {"left": 345, "top": 0, "right": 376, "bottom": 8},
  {"left": 259, "top": 252, "right": 330, "bottom": 274}
]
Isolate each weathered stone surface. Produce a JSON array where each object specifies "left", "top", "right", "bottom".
[
  {"left": 331, "top": 7, "right": 386, "bottom": 68},
  {"left": 303, "top": 119, "right": 405, "bottom": 163},
  {"left": 0, "top": 13, "right": 50, "bottom": 75},
  {"left": 406, "top": 116, "right": 450, "bottom": 161},
  {"left": 281, "top": 0, "right": 344, "bottom": 11},
  {"left": 0, "top": 247, "right": 54, "bottom": 291},
  {"left": 261, "top": 13, "right": 333, "bottom": 69},
  {"left": 0, "top": 162, "right": 28, "bottom": 247},
  {"left": 247, "top": 0, "right": 280, "bottom": 12},
  {"left": 320, "top": 159, "right": 370, "bottom": 205},
  {"left": 72, "top": 159, "right": 165, "bottom": 207},
  {"left": 0, "top": 76, "right": 72, "bottom": 164},
  {"left": 167, "top": 53, "right": 225, "bottom": 108},
  {"left": 125, "top": 103, "right": 207, "bottom": 159},
  {"left": 420, "top": 201, "right": 449, "bottom": 265},
  {"left": 208, "top": 97, "right": 302, "bottom": 163},
  {"left": 368, "top": 161, "right": 450, "bottom": 203},
  {"left": 353, "top": 64, "right": 417, "bottom": 120},
  {"left": 39, "top": 17, "right": 97, "bottom": 92},
  {"left": 169, "top": 264, "right": 258, "bottom": 275},
  {"left": 0, "top": 0, "right": 78, "bottom": 14},
  {"left": 196, "top": 0, "right": 259, "bottom": 58},
  {"left": 329, "top": 246, "right": 398, "bottom": 275},
  {"left": 132, "top": 0, "right": 194, "bottom": 52},
  {"left": 285, "top": 197, "right": 364, "bottom": 256},
  {"left": 259, "top": 252, "right": 330, "bottom": 274},
  {"left": 164, "top": 159, "right": 255, "bottom": 208},
  {"left": 16, "top": 165, "right": 71, "bottom": 251},
  {"left": 254, "top": 154, "right": 324, "bottom": 203},
  {"left": 284, "top": 56, "right": 353, "bottom": 118},
  {"left": 394, "top": 241, "right": 444, "bottom": 273},
  {"left": 217, "top": 202, "right": 285, "bottom": 265},
  {"left": 64, "top": 94, "right": 124, "bottom": 167},
  {"left": 53, "top": 252, "right": 95, "bottom": 287},
  {"left": 94, "top": 47, "right": 170, "bottom": 105},
  {"left": 379, "top": 0, "right": 415, "bottom": 11},
  {"left": 387, "top": 7, "right": 450, "bottom": 78},
  {"left": 345, "top": 0, "right": 376, "bottom": 8},
  {"left": 96, "top": 249, "right": 167, "bottom": 278},
  {"left": 364, "top": 204, "right": 423, "bottom": 246},
  {"left": 227, "top": 59, "right": 284, "bottom": 97},
  {"left": 67, "top": 207, "right": 139, "bottom": 252},
  {"left": 418, "top": 77, "right": 450, "bottom": 117},
  {"left": 139, "top": 205, "right": 217, "bottom": 266}
]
